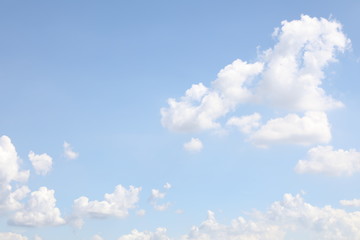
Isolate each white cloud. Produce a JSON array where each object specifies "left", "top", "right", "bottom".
[
  {"left": 161, "top": 16, "right": 349, "bottom": 137},
  {"left": 92, "top": 235, "right": 105, "bottom": 240},
  {"left": 72, "top": 185, "right": 141, "bottom": 227},
  {"left": 63, "top": 141, "right": 79, "bottom": 160},
  {"left": 163, "top": 183, "right": 172, "bottom": 190},
  {"left": 118, "top": 228, "right": 170, "bottom": 240},
  {"left": 226, "top": 112, "right": 261, "bottom": 134},
  {"left": 28, "top": 151, "right": 52, "bottom": 175},
  {"left": 8, "top": 187, "right": 65, "bottom": 227},
  {"left": 0, "top": 232, "right": 28, "bottom": 240},
  {"left": 0, "top": 136, "right": 29, "bottom": 184},
  {"left": 340, "top": 199, "right": 360, "bottom": 207},
  {"left": 116, "top": 193, "right": 360, "bottom": 239},
  {"left": 161, "top": 60, "right": 263, "bottom": 133},
  {"left": 34, "top": 236, "right": 42, "bottom": 240},
  {"left": 149, "top": 188, "right": 171, "bottom": 211},
  {"left": 258, "top": 15, "right": 349, "bottom": 111},
  {"left": 183, "top": 138, "right": 203, "bottom": 152},
  {"left": 295, "top": 146, "right": 360, "bottom": 176},
  {"left": 250, "top": 111, "right": 331, "bottom": 147},
  {"left": 0, "top": 135, "right": 30, "bottom": 213}
]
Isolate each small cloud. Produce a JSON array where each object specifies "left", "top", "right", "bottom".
[
  {"left": 163, "top": 183, "right": 171, "bottom": 190},
  {"left": 28, "top": 151, "right": 52, "bottom": 175},
  {"left": 63, "top": 141, "right": 79, "bottom": 160},
  {"left": 183, "top": 138, "right": 203, "bottom": 152},
  {"left": 295, "top": 146, "right": 360, "bottom": 176},
  {"left": 149, "top": 187, "right": 171, "bottom": 211}
]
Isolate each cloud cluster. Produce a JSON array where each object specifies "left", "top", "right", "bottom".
[
  {"left": 161, "top": 15, "right": 350, "bottom": 148},
  {"left": 72, "top": 185, "right": 141, "bottom": 228},
  {"left": 295, "top": 146, "right": 360, "bottom": 176},
  {"left": 114, "top": 193, "right": 360, "bottom": 240},
  {"left": 149, "top": 184, "right": 171, "bottom": 211},
  {"left": 8, "top": 187, "right": 65, "bottom": 227}
]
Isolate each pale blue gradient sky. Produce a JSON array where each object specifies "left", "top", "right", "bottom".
[{"left": 0, "top": 1, "right": 360, "bottom": 239}]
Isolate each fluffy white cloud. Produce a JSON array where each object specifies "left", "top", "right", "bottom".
[
  {"left": 227, "top": 113, "right": 261, "bottom": 134},
  {"left": 72, "top": 185, "right": 141, "bottom": 227},
  {"left": 118, "top": 228, "right": 170, "bottom": 240},
  {"left": 0, "top": 232, "right": 28, "bottom": 240},
  {"left": 161, "top": 60, "right": 263, "bottom": 133},
  {"left": 8, "top": 187, "right": 65, "bottom": 227},
  {"left": 161, "top": 15, "right": 349, "bottom": 139},
  {"left": 183, "top": 138, "right": 203, "bottom": 152},
  {"left": 63, "top": 141, "right": 79, "bottom": 160},
  {"left": 340, "top": 199, "right": 360, "bottom": 207},
  {"left": 250, "top": 111, "right": 331, "bottom": 147},
  {"left": 163, "top": 183, "right": 171, "bottom": 190},
  {"left": 295, "top": 146, "right": 360, "bottom": 176},
  {"left": 258, "top": 15, "right": 349, "bottom": 111},
  {"left": 28, "top": 151, "right": 52, "bottom": 175},
  {"left": 0, "top": 136, "right": 29, "bottom": 185},
  {"left": 0, "top": 136, "right": 30, "bottom": 213}
]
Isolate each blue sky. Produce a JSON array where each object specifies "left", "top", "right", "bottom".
[{"left": 1, "top": 1, "right": 360, "bottom": 240}]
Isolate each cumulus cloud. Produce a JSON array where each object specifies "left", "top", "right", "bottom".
[
  {"left": 163, "top": 183, "right": 172, "bottom": 190},
  {"left": 0, "top": 136, "right": 30, "bottom": 213},
  {"left": 295, "top": 146, "right": 360, "bottom": 176},
  {"left": 8, "top": 187, "right": 65, "bottom": 227},
  {"left": 161, "top": 15, "right": 349, "bottom": 148},
  {"left": 63, "top": 141, "right": 79, "bottom": 160},
  {"left": 28, "top": 151, "right": 52, "bottom": 175},
  {"left": 72, "top": 185, "right": 141, "bottom": 228},
  {"left": 0, "top": 232, "right": 28, "bottom": 240},
  {"left": 227, "top": 112, "right": 261, "bottom": 134},
  {"left": 183, "top": 138, "right": 203, "bottom": 152},
  {"left": 118, "top": 228, "right": 170, "bottom": 240},
  {"left": 258, "top": 15, "right": 349, "bottom": 111},
  {"left": 250, "top": 111, "right": 331, "bottom": 147},
  {"left": 161, "top": 60, "right": 263, "bottom": 133}
]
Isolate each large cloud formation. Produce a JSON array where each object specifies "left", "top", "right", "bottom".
[
  {"left": 114, "top": 193, "right": 360, "bottom": 240},
  {"left": 161, "top": 15, "right": 350, "bottom": 147}
]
